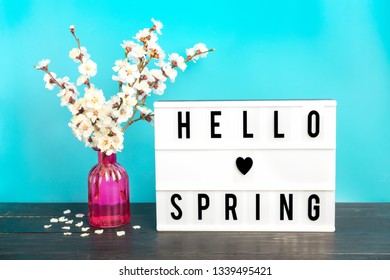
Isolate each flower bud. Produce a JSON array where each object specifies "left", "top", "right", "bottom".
[{"left": 69, "top": 25, "right": 75, "bottom": 33}]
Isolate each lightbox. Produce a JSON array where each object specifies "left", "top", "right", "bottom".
[{"left": 154, "top": 100, "right": 336, "bottom": 231}]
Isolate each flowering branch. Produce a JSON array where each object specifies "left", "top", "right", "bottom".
[
  {"left": 70, "top": 25, "right": 81, "bottom": 50},
  {"left": 124, "top": 113, "right": 154, "bottom": 130},
  {"left": 185, "top": 48, "right": 216, "bottom": 63},
  {"left": 35, "top": 65, "right": 64, "bottom": 89},
  {"left": 34, "top": 19, "right": 214, "bottom": 155},
  {"left": 68, "top": 26, "right": 95, "bottom": 89}
]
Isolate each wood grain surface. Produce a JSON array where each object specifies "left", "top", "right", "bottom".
[{"left": 0, "top": 203, "right": 389, "bottom": 260}]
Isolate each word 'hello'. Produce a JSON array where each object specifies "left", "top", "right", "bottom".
[{"left": 177, "top": 110, "right": 320, "bottom": 139}]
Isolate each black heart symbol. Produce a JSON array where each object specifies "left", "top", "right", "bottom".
[{"left": 236, "top": 157, "right": 253, "bottom": 175}]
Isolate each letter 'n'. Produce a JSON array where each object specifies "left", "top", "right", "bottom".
[{"left": 280, "top": 194, "right": 293, "bottom": 220}]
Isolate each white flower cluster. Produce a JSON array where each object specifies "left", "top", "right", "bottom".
[{"left": 35, "top": 19, "right": 213, "bottom": 155}]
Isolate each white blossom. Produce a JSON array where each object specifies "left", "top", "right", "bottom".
[
  {"left": 148, "top": 42, "right": 165, "bottom": 59},
  {"left": 68, "top": 98, "right": 85, "bottom": 115},
  {"left": 97, "top": 111, "right": 116, "bottom": 129},
  {"left": 76, "top": 75, "right": 89, "bottom": 86},
  {"left": 57, "top": 88, "right": 76, "bottom": 107},
  {"left": 84, "top": 86, "right": 105, "bottom": 110},
  {"left": 85, "top": 108, "right": 101, "bottom": 123},
  {"left": 151, "top": 18, "right": 163, "bottom": 35},
  {"left": 106, "top": 95, "right": 121, "bottom": 110},
  {"left": 113, "top": 61, "right": 140, "bottom": 84},
  {"left": 56, "top": 76, "right": 70, "bottom": 87},
  {"left": 36, "top": 59, "right": 50, "bottom": 69},
  {"left": 134, "top": 80, "right": 152, "bottom": 95},
  {"left": 57, "top": 81, "right": 78, "bottom": 107},
  {"left": 69, "top": 114, "right": 91, "bottom": 141},
  {"left": 120, "top": 40, "right": 134, "bottom": 50},
  {"left": 111, "top": 134, "right": 124, "bottom": 153},
  {"left": 69, "top": 47, "right": 90, "bottom": 62},
  {"left": 152, "top": 81, "right": 166, "bottom": 95},
  {"left": 120, "top": 84, "right": 137, "bottom": 98},
  {"left": 186, "top": 47, "right": 196, "bottom": 58},
  {"left": 127, "top": 44, "right": 146, "bottom": 63},
  {"left": 186, "top": 43, "right": 209, "bottom": 62},
  {"left": 121, "top": 63, "right": 140, "bottom": 84},
  {"left": 150, "top": 68, "right": 167, "bottom": 82},
  {"left": 137, "top": 105, "right": 152, "bottom": 116},
  {"left": 158, "top": 60, "right": 177, "bottom": 82},
  {"left": 135, "top": 28, "right": 149, "bottom": 42},
  {"left": 112, "top": 59, "right": 127, "bottom": 72},
  {"left": 43, "top": 72, "right": 56, "bottom": 90},
  {"left": 69, "top": 48, "right": 80, "bottom": 61},
  {"left": 148, "top": 32, "right": 158, "bottom": 44},
  {"left": 111, "top": 106, "right": 133, "bottom": 124},
  {"left": 95, "top": 134, "right": 115, "bottom": 156},
  {"left": 139, "top": 68, "right": 154, "bottom": 84},
  {"left": 78, "top": 59, "right": 97, "bottom": 77},
  {"left": 169, "top": 53, "right": 187, "bottom": 71},
  {"left": 193, "top": 43, "right": 208, "bottom": 56},
  {"left": 123, "top": 95, "right": 137, "bottom": 107}
]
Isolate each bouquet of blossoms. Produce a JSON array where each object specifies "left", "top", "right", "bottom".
[{"left": 35, "top": 19, "right": 214, "bottom": 155}]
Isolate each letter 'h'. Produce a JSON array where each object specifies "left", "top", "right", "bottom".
[{"left": 178, "top": 111, "right": 190, "bottom": 139}]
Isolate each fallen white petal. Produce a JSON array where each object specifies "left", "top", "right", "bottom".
[
  {"left": 58, "top": 216, "right": 68, "bottom": 222},
  {"left": 62, "top": 226, "right": 70, "bottom": 230},
  {"left": 81, "top": 227, "right": 90, "bottom": 232},
  {"left": 94, "top": 229, "right": 104, "bottom": 234},
  {"left": 50, "top": 218, "right": 59, "bottom": 223},
  {"left": 75, "top": 221, "right": 83, "bottom": 227},
  {"left": 116, "top": 231, "right": 126, "bottom": 237},
  {"left": 80, "top": 233, "right": 89, "bottom": 237},
  {"left": 132, "top": 225, "right": 141, "bottom": 229},
  {"left": 44, "top": 225, "right": 52, "bottom": 229},
  {"left": 63, "top": 209, "right": 71, "bottom": 214},
  {"left": 65, "top": 220, "right": 73, "bottom": 224},
  {"left": 75, "top": 214, "right": 85, "bottom": 218},
  {"left": 63, "top": 232, "right": 72, "bottom": 236}
]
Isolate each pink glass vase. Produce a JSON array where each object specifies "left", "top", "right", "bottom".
[{"left": 88, "top": 151, "right": 130, "bottom": 228}]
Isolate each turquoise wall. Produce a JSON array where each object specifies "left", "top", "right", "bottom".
[{"left": 1, "top": 0, "right": 390, "bottom": 202}]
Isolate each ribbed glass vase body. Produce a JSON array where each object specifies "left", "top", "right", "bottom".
[{"left": 88, "top": 152, "right": 130, "bottom": 228}]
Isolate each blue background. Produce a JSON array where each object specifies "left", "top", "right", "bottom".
[{"left": 1, "top": 0, "right": 390, "bottom": 202}]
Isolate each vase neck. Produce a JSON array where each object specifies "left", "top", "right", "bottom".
[{"left": 98, "top": 151, "right": 117, "bottom": 164}]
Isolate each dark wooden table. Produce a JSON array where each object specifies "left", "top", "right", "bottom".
[{"left": 0, "top": 203, "right": 389, "bottom": 260}]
